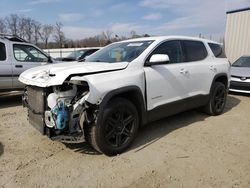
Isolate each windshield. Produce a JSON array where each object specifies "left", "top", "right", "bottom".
[
  {"left": 86, "top": 40, "right": 154, "bottom": 63},
  {"left": 232, "top": 56, "right": 250, "bottom": 67},
  {"left": 67, "top": 50, "right": 86, "bottom": 59}
]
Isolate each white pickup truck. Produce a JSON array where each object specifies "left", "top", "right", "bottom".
[
  {"left": 0, "top": 34, "right": 54, "bottom": 92},
  {"left": 19, "top": 36, "right": 230, "bottom": 156}
]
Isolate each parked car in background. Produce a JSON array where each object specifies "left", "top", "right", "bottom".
[
  {"left": 19, "top": 36, "right": 230, "bottom": 156},
  {"left": 230, "top": 55, "right": 250, "bottom": 93},
  {"left": 56, "top": 48, "right": 100, "bottom": 62},
  {"left": 0, "top": 34, "right": 55, "bottom": 93}
]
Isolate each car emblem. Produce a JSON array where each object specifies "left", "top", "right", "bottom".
[{"left": 240, "top": 77, "right": 247, "bottom": 81}]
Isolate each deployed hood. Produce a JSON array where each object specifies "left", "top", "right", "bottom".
[
  {"left": 231, "top": 66, "right": 250, "bottom": 77},
  {"left": 19, "top": 61, "right": 128, "bottom": 87}
]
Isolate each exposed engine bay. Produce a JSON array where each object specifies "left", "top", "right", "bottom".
[{"left": 23, "top": 82, "right": 92, "bottom": 143}]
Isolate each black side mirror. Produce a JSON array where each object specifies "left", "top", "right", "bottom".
[
  {"left": 48, "top": 56, "right": 53, "bottom": 63},
  {"left": 78, "top": 58, "right": 86, "bottom": 62}
]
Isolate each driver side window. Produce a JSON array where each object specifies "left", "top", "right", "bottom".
[
  {"left": 13, "top": 44, "right": 48, "bottom": 62},
  {"left": 147, "top": 40, "right": 183, "bottom": 63}
]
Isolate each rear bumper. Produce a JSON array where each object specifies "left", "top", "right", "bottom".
[{"left": 229, "top": 81, "right": 250, "bottom": 93}]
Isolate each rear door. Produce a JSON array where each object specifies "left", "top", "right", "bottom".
[
  {"left": 0, "top": 40, "right": 13, "bottom": 90},
  {"left": 11, "top": 43, "right": 49, "bottom": 88},
  {"left": 180, "top": 40, "right": 215, "bottom": 96}
]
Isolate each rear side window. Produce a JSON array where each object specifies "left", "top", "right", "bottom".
[
  {"left": 208, "top": 43, "right": 226, "bottom": 58},
  {"left": 181, "top": 40, "right": 207, "bottom": 62},
  {"left": 0, "top": 42, "right": 6, "bottom": 61}
]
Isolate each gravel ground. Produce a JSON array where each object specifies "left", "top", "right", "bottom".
[{"left": 0, "top": 93, "right": 250, "bottom": 188}]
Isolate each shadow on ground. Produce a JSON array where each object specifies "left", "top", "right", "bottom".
[
  {"left": 0, "top": 142, "right": 4, "bottom": 156},
  {"left": 0, "top": 94, "right": 22, "bottom": 108},
  {"left": 132, "top": 95, "right": 240, "bottom": 152},
  {"left": 224, "top": 95, "right": 241, "bottom": 113},
  {"left": 64, "top": 142, "right": 101, "bottom": 155},
  {"left": 65, "top": 95, "right": 241, "bottom": 155}
]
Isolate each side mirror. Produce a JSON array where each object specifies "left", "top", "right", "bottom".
[
  {"left": 79, "top": 55, "right": 89, "bottom": 62},
  {"left": 78, "top": 58, "right": 86, "bottom": 62},
  {"left": 147, "top": 54, "right": 170, "bottom": 66},
  {"left": 48, "top": 56, "right": 53, "bottom": 63}
]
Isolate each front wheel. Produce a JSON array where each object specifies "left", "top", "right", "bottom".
[
  {"left": 85, "top": 98, "right": 139, "bottom": 156},
  {"left": 203, "top": 82, "right": 227, "bottom": 115}
]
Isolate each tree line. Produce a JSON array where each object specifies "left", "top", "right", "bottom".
[{"left": 0, "top": 14, "right": 150, "bottom": 49}]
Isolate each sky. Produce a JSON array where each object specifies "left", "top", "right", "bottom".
[{"left": 0, "top": 0, "right": 250, "bottom": 41}]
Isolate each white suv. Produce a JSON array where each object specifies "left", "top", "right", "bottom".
[{"left": 19, "top": 36, "right": 230, "bottom": 156}]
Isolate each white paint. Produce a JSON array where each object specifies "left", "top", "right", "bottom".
[{"left": 19, "top": 35, "right": 230, "bottom": 110}]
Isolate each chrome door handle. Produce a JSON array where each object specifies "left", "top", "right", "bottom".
[
  {"left": 180, "top": 69, "right": 188, "bottom": 74},
  {"left": 209, "top": 65, "right": 217, "bottom": 71}
]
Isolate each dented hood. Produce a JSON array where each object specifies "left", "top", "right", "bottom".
[{"left": 19, "top": 61, "right": 128, "bottom": 87}]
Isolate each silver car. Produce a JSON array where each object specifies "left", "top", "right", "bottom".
[
  {"left": 0, "top": 34, "right": 54, "bottom": 93},
  {"left": 230, "top": 56, "right": 250, "bottom": 93}
]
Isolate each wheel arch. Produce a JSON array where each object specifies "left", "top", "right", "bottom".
[
  {"left": 210, "top": 73, "right": 228, "bottom": 94},
  {"left": 99, "top": 86, "right": 147, "bottom": 126}
]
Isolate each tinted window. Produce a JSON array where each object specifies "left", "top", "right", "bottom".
[
  {"left": 147, "top": 40, "right": 183, "bottom": 63},
  {"left": 80, "top": 49, "right": 98, "bottom": 60},
  {"left": 208, "top": 43, "right": 226, "bottom": 58},
  {"left": 67, "top": 50, "right": 86, "bottom": 59},
  {"left": 181, "top": 40, "right": 207, "bottom": 62},
  {"left": 84, "top": 49, "right": 98, "bottom": 56},
  {"left": 13, "top": 44, "right": 48, "bottom": 62},
  {"left": 232, "top": 56, "right": 250, "bottom": 67},
  {"left": 0, "top": 42, "right": 6, "bottom": 61}
]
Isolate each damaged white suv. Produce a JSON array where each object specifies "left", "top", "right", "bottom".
[{"left": 19, "top": 36, "right": 230, "bottom": 156}]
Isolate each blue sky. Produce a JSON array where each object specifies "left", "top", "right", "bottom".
[{"left": 1, "top": 0, "right": 250, "bottom": 40}]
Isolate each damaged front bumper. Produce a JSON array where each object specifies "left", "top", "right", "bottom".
[{"left": 23, "top": 84, "right": 91, "bottom": 143}]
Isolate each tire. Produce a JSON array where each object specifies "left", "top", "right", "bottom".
[
  {"left": 203, "top": 82, "right": 227, "bottom": 115},
  {"left": 84, "top": 97, "right": 139, "bottom": 156}
]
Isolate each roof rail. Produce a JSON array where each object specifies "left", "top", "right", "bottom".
[{"left": 0, "top": 33, "right": 27, "bottom": 42}]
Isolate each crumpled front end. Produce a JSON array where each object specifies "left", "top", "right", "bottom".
[{"left": 23, "top": 82, "right": 93, "bottom": 143}]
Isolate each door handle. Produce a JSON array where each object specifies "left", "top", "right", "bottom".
[
  {"left": 180, "top": 68, "right": 188, "bottom": 74},
  {"left": 209, "top": 65, "right": 217, "bottom": 72},
  {"left": 15, "top": 65, "right": 23, "bottom": 68}
]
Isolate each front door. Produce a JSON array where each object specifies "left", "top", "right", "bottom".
[
  {"left": 144, "top": 40, "right": 189, "bottom": 111},
  {"left": 11, "top": 43, "right": 49, "bottom": 89}
]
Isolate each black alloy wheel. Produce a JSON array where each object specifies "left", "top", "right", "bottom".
[
  {"left": 85, "top": 98, "right": 139, "bottom": 156},
  {"left": 104, "top": 107, "right": 136, "bottom": 148},
  {"left": 203, "top": 82, "right": 227, "bottom": 115},
  {"left": 213, "top": 85, "right": 227, "bottom": 112}
]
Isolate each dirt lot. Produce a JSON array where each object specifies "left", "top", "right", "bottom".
[{"left": 0, "top": 93, "right": 250, "bottom": 188}]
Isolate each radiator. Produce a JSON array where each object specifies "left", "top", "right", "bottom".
[{"left": 26, "top": 86, "right": 46, "bottom": 134}]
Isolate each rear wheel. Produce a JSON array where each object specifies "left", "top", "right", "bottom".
[
  {"left": 85, "top": 98, "right": 139, "bottom": 156},
  {"left": 203, "top": 82, "right": 227, "bottom": 115}
]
